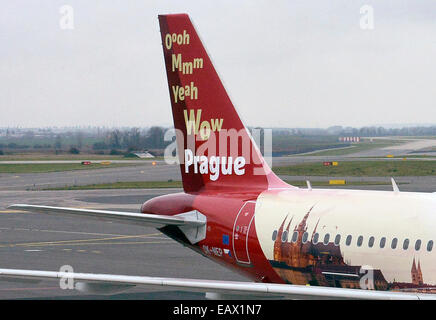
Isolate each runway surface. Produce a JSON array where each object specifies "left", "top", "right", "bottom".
[
  {"left": 0, "top": 189, "right": 249, "bottom": 299},
  {"left": 0, "top": 162, "right": 180, "bottom": 191},
  {"left": 0, "top": 141, "right": 435, "bottom": 299},
  {"left": 0, "top": 180, "right": 435, "bottom": 299},
  {"left": 2, "top": 156, "right": 436, "bottom": 191},
  {"left": 1, "top": 136, "right": 435, "bottom": 191}
]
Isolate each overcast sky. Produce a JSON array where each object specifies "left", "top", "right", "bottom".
[{"left": 1, "top": 0, "right": 436, "bottom": 128}]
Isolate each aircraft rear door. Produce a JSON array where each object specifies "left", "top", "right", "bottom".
[{"left": 232, "top": 201, "right": 256, "bottom": 265}]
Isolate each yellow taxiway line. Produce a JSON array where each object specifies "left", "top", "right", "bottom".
[{"left": 0, "top": 233, "right": 167, "bottom": 248}]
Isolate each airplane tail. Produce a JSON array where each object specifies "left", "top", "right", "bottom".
[{"left": 158, "top": 14, "right": 288, "bottom": 193}]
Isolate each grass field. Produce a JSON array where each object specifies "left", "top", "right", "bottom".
[
  {"left": 285, "top": 180, "right": 393, "bottom": 187},
  {"left": 0, "top": 163, "right": 138, "bottom": 174},
  {"left": 0, "top": 136, "right": 102, "bottom": 147},
  {"left": 273, "top": 160, "right": 436, "bottom": 176},
  {"left": 272, "top": 135, "right": 347, "bottom": 155},
  {"left": 47, "top": 181, "right": 184, "bottom": 190},
  {"left": 46, "top": 179, "right": 395, "bottom": 190},
  {"left": 0, "top": 153, "right": 160, "bottom": 161},
  {"left": 366, "top": 154, "right": 436, "bottom": 159},
  {"left": 300, "top": 139, "right": 405, "bottom": 156}
]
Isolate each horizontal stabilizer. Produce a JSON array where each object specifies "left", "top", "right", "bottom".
[{"left": 8, "top": 204, "right": 205, "bottom": 229}]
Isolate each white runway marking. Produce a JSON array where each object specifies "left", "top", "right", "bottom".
[{"left": 0, "top": 227, "right": 150, "bottom": 237}]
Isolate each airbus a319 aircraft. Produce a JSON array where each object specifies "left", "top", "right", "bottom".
[{"left": 4, "top": 14, "right": 436, "bottom": 300}]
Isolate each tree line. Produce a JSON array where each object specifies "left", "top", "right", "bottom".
[{"left": 92, "top": 127, "right": 170, "bottom": 151}]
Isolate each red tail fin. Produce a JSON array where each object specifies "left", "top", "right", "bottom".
[{"left": 158, "top": 14, "right": 288, "bottom": 193}]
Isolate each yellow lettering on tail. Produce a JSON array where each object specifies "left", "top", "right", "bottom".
[
  {"left": 210, "top": 118, "right": 223, "bottom": 132},
  {"left": 183, "top": 109, "right": 202, "bottom": 135}
]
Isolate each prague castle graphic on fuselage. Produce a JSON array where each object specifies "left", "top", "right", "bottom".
[{"left": 270, "top": 207, "right": 436, "bottom": 292}]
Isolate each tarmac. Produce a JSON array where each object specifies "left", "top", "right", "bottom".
[
  {"left": 0, "top": 189, "right": 247, "bottom": 299},
  {"left": 2, "top": 155, "right": 436, "bottom": 191},
  {"left": 0, "top": 141, "right": 435, "bottom": 299}
]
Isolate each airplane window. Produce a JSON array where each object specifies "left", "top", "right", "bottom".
[
  {"left": 323, "top": 233, "right": 330, "bottom": 245},
  {"left": 403, "top": 239, "right": 410, "bottom": 250},
  {"left": 357, "top": 236, "right": 363, "bottom": 247},
  {"left": 334, "top": 234, "right": 341, "bottom": 246},
  {"left": 427, "top": 240, "right": 434, "bottom": 252},
  {"left": 415, "top": 239, "right": 421, "bottom": 251},
  {"left": 380, "top": 237, "right": 386, "bottom": 248},
  {"left": 313, "top": 233, "right": 319, "bottom": 244},
  {"left": 281, "top": 230, "right": 288, "bottom": 242},
  {"left": 272, "top": 230, "right": 278, "bottom": 241},
  {"left": 346, "top": 235, "right": 352, "bottom": 246},
  {"left": 302, "top": 232, "right": 309, "bottom": 244},
  {"left": 291, "top": 231, "right": 299, "bottom": 243},
  {"left": 391, "top": 238, "right": 398, "bottom": 249},
  {"left": 368, "top": 236, "right": 375, "bottom": 248}
]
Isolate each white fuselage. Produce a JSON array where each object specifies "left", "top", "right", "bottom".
[{"left": 255, "top": 188, "right": 436, "bottom": 288}]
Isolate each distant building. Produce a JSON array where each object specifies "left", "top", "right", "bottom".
[
  {"left": 269, "top": 207, "right": 436, "bottom": 292},
  {"left": 411, "top": 258, "right": 424, "bottom": 286},
  {"left": 133, "top": 151, "right": 155, "bottom": 158},
  {"left": 339, "top": 137, "right": 360, "bottom": 143}
]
